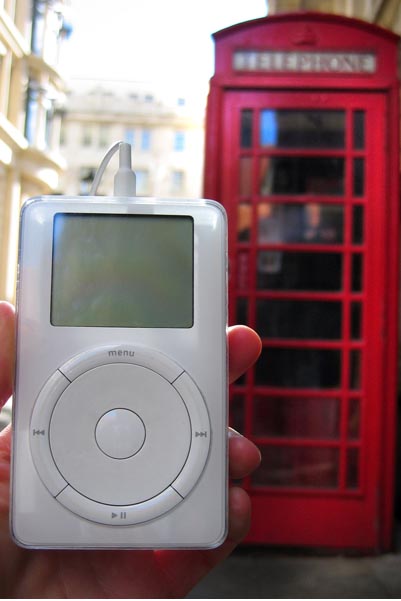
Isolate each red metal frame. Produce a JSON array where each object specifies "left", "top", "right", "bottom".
[{"left": 205, "top": 13, "right": 400, "bottom": 551}]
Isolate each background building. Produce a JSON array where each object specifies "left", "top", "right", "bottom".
[
  {"left": 0, "top": 0, "right": 71, "bottom": 303},
  {"left": 58, "top": 80, "right": 204, "bottom": 199},
  {"left": 267, "top": 0, "right": 401, "bottom": 32}
]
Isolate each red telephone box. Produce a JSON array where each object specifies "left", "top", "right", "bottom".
[{"left": 205, "top": 12, "right": 400, "bottom": 551}]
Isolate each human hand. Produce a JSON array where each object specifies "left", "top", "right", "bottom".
[{"left": 0, "top": 301, "right": 261, "bottom": 598}]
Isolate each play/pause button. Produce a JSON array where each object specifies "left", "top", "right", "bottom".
[{"left": 111, "top": 511, "right": 127, "bottom": 519}]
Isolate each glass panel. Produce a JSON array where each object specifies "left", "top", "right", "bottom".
[
  {"left": 351, "top": 302, "right": 362, "bottom": 339},
  {"left": 352, "top": 205, "right": 364, "bottom": 244},
  {"left": 230, "top": 393, "right": 245, "bottom": 432},
  {"left": 346, "top": 448, "right": 359, "bottom": 489},
  {"left": 353, "top": 111, "right": 365, "bottom": 149},
  {"left": 350, "top": 350, "right": 361, "bottom": 390},
  {"left": 257, "top": 251, "right": 342, "bottom": 291},
  {"left": 236, "top": 297, "right": 248, "bottom": 325},
  {"left": 348, "top": 398, "right": 360, "bottom": 439},
  {"left": 256, "top": 299, "right": 342, "bottom": 339},
  {"left": 257, "top": 203, "right": 283, "bottom": 244},
  {"left": 253, "top": 396, "right": 340, "bottom": 439},
  {"left": 237, "top": 251, "right": 250, "bottom": 290},
  {"left": 257, "top": 241, "right": 283, "bottom": 275},
  {"left": 353, "top": 158, "right": 364, "bottom": 197},
  {"left": 260, "top": 157, "right": 344, "bottom": 196},
  {"left": 253, "top": 446, "right": 339, "bottom": 488},
  {"left": 260, "top": 109, "right": 279, "bottom": 147},
  {"left": 260, "top": 110, "right": 345, "bottom": 148},
  {"left": 240, "top": 109, "right": 253, "bottom": 148},
  {"left": 239, "top": 157, "right": 253, "bottom": 197},
  {"left": 237, "top": 203, "right": 252, "bottom": 241},
  {"left": 255, "top": 348, "right": 341, "bottom": 388},
  {"left": 352, "top": 254, "right": 362, "bottom": 291},
  {"left": 258, "top": 203, "right": 343, "bottom": 244}
]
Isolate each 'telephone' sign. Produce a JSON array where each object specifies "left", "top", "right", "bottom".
[{"left": 233, "top": 51, "right": 376, "bottom": 74}]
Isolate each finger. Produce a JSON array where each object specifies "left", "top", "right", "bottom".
[
  {"left": 228, "top": 429, "right": 261, "bottom": 480},
  {"left": 226, "top": 485, "right": 252, "bottom": 543},
  {"left": 155, "top": 487, "right": 252, "bottom": 597},
  {"left": 228, "top": 325, "right": 261, "bottom": 384},
  {"left": 0, "top": 302, "right": 15, "bottom": 408}
]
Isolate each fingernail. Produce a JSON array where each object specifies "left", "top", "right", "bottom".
[{"left": 228, "top": 427, "right": 244, "bottom": 438}]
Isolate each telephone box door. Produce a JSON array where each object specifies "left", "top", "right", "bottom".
[{"left": 224, "top": 90, "right": 388, "bottom": 549}]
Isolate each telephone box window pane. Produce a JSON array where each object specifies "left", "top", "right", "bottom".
[
  {"left": 260, "top": 109, "right": 345, "bottom": 148},
  {"left": 346, "top": 448, "right": 360, "bottom": 489},
  {"left": 352, "top": 205, "right": 364, "bottom": 244},
  {"left": 237, "top": 203, "right": 252, "bottom": 241},
  {"left": 253, "top": 446, "right": 339, "bottom": 488},
  {"left": 237, "top": 251, "right": 250, "bottom": 290},
  {"left": 258, "top": 202, "right": 343, "bottom": 245},
  {"left": 353, "top": 111, "right": 365, "bottom": 149},
  {"left": 260, "top": 157, "right": 344, "bottom": 196},
  {"left": 256, "top": 299, "right": 342, "bottom": 339},
  {"left": 257, "top": 251, "right": 342, "bottom": 291},
  {"left": 252, "top": 396, "right": 340, "bottom": 439},
  {"left": 260, "top": 109, "right": 278, "bottom": 147},
  {"left": 230, "top": 393, "right": 245, "bottom": 433},
  {"left": 350, "top": 350, "right": 362, "bottom": 390},
  {"left": 255, "top": 348, "right": 341, "bottom": 388},
  {"left": 236, "top": 297, "right": 248, "bottom": 325},
  {"left": 351, "top": 302, "right": 362, "bottom": 339},
  {"left": 353, "top": 158, "right": 364, "bottom": 197},
  {"left": 352, "top": 254, "right": 363, "bottom": 291},
  {"left": 240, "top": 109, "right": 253, "bottom": 148},
  {"left": 257, "top": 203, "right": 283, "bottom": 245},
  {"left": 348, "top": 398, "right": 360, "bottom": 439},
  {"left": 240, "top": 157, "right": 253, "bottom": 197}
]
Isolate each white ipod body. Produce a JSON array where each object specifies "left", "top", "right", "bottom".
[{"left": 11, "top": 195, "right": 227, "bottom": 549}]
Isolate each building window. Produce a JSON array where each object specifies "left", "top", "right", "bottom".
[
  {"left": 79, "top": 167, "right": 96, "bottom": 195},
  {"left": 135, "top": 169, "right": 149, "bottom": 195},
  {"left": 24, "top": 79, "right": 54, "bottom": 148},
  {"left": 98, "top": 124, "right": 110, "bottom": 147},
  {"left": 82, "top": 125, "right": 92, "bottom": 146},
  {"left": 24, "top": 80, "right": 39, "bottom": 144},
  {"left": 141, "top": 129, "right": 151, "bottom": 151},
  {"left": 174, "top": 131, "right": 185, "bottom": 152},
  {"left": 124, "top": 128, "right": 135, "bottom": 147},
  {"left": 31, "top": 0, "right": 47, "bottom": 55},
  {"left": 172, "top": 170, "right": 185, "bottom": 194},
  {"left": 44, "top": 100, "right": 54, "bottom": 147},
  {"left": 31, "top": 0, "right": 66, "bottom": 64},
  {"left": 60, "top": 119, "right": 67, "bottom": 146}
]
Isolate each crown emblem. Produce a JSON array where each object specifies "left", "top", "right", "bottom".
[{"left": 292, "top": 26, "right": 318, "bottom": 46}]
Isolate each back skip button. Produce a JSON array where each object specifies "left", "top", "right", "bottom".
[{"left": 30, "top": 369, "right": 69, "bottom": 496}]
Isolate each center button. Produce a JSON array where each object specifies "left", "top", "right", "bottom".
[{"left": 95, "top": 409, "right": 146, "bottom": 459}]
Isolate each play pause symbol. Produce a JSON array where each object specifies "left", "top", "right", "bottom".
[{"left": 111, "top": 512, "right": 127, "bottom": 520}]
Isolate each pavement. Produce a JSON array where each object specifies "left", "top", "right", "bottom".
[{"left": 188, "top": 540, "right": 401, "bottom": 599}]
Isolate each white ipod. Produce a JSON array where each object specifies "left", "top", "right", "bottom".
[{"left": 11, "top": 195, "right": 227, "bottom": 549}]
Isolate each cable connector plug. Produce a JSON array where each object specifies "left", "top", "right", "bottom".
[
  {"left": 114, "top": 142, "right": 136, "bottom": 197},
  {"left": 89, "top": 141, "right": 136, "bottom": 197}
]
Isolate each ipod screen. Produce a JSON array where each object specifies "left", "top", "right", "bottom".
[{"left": 51, "top": 213, "right": 193, "bottom": 328}]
